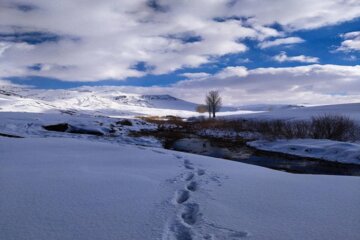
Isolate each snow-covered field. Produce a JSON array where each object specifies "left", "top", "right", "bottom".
[
  {"left": 1, "top": 137, "right": 359, "bottom": 240},
  {"left": 1, "top": 86, "right": 359, "bottom": 239},
  {"left": 227, "top": 103, "right": 360, "bottom": 163},
  {"left": 248, "top": 139, "right": 360, "bottom": 165},
  {"left": 0, "top": 85, "right": 249, "bottom": 118},
  {"left": 231, "top": 102, "right": 360, "bottom": 123}
]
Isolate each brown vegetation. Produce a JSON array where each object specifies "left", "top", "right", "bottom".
[{"left": 139, "top": 114, "right": 359, "bottom": 142}]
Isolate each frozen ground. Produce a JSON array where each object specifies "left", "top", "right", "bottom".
[
  {"left": 1, "top": 85, "right": 359, "bottom": 239},
  {"left": 248, "top": 139, "right": 360, "bottom": 165},
  {"left": 1, "top": 137, "right": 359, "bottom": 240},
  {"left": 1, "top": 85, "right": 358, "bottom": 120},
  {"left": 0, "top": 111, "right": 163, "bottom": 149},
  {"left": 0, "top": 85, "right": 247, "bottom": 118},
  {"left": 228, "top": 103, "right": 360, "bottom": 163},
  {"left": 229, "top": 102, "right": 360, "bottom": 123}
]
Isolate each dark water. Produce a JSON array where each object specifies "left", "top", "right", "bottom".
[
  {"left": 169, "top": 137, "right": 360, "bottom": 176},
  {"left": 238, "top": 155, "right": 360, "bottom": 176}
]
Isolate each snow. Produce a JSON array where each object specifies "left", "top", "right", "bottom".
[
  {"left": 223, "top": 103, "right": 360, "bottom": 164},
  {"left": 0, "top": 137, "right": 359, "bottom": 240},
  {"left": 0, "top": 85, "right": 244, "bottom": 118},
  {"left": 1, "top": 85, "right": 359, "bottom": 239},
  {"left": 0, "top": 111, "right": 160, "bottom": 147},
  {"left": 228, "top": 102, "right": 360, "bottom": 123},
  {"left": 248, "top": 139, "right": 360, "bottom": 165},
  {"left": 1, "top": 85, "right": 358, "bottom": 121},
  {"left": 236, "top": 103, "right": 304, "bottom": 112}
]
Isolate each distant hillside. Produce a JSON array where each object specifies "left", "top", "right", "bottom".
[
  {"left": 0, "top": 85, "right": 235, "bottom": 117},
  {"left": 237, "top": 104, "right": 304, "bottom": 112},
  {"left": 228, "top": 103, "right": 360, "bottom": 123}
]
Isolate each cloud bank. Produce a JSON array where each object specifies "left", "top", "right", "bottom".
[
  {"left": 0, "top": 0, "right": 359, "bottom": 81},
  {"left": 0, "top": 0, "right": 360, "bottom": 105},
  {"left": 167, "top": 64, "right": 360, "bottom": 105}
]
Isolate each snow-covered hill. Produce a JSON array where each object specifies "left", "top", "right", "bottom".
[
  {"left": 228, "top": 102, "right": 360, "bottom": 122},
  {"left": 1, "top": 137, "right": 359, "bottom": 240},
  {"left": 5, "top": 85, "right": 358, "bottom": 121},
  {"left": 236, "top": 104, "right": 304, "bottom": 112},
  {"left": 0, "top": 85, "right": 238, "bottom": 117},
  {"left": 1, "top": 85, "right": 359, "bottom": 240}
]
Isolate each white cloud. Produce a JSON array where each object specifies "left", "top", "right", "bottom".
[
  {"left": 343, "top": 32, "right": 360, "bottom": 38},
  {"left": 337, "top": 31, "right": 360, "bottom": 52},
  {"left": 0, "top": 42, "right": 11, "bottom": 56},
  {"left": 216, "top": 66, "right": 248, "bottom": 79},
  {"left": 0, "top": 0, "right": 359, "bottom": 81},
  {"left": 0, "top": 0, "right": 271, "bottom": 81},
  {"left": 170, "top": 64, "right": 360, "bottom": 105},
  {"left": 273, "top": 52, "right": 319, "bottom": 63},
  {"left": 259, "top": 37, "right": 304, "bottom": 49},
  {"left": 229, "top": 0, "right": 360, "bottom": 31},
  {"left": 0, "top": 79, "right": 32, "bottom": 88},
  {"left": 181, "top": 72, "right": 211, "bottom": 79}
]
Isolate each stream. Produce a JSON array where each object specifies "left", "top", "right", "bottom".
[{"left": 165, "top": 135, "right": 360, "bottom": 176}]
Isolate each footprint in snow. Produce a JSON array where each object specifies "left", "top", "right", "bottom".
[
  {"left": 186, "top": 181, "right": 197, "bottom": 192},
  {"left": 180, "top": 203, "right": 200, "bottom": 226},
  {"left": 197, "top": 169, "right": 205, "bottom": 176},
  {"left": 175, "top": 190, "right": 190, "bottom": 204},
  {"left": 174, "top": 154, "right": 183, "bottom": 159},
  {"left": 163, "top": 219, "right": 193, "bottom": 240},
  {"left": 183, "top": 172, "right": 194, "bottom": 181},
  {"left": 184, "top": 160, "right": 194, "bottom": 170}
]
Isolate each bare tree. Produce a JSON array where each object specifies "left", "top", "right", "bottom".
[
  {"left": 196, "top": 104, "right": 207, "bottom": 114},
  {"left": 205, "top": 90, "right": 222, "bottom": 118}
]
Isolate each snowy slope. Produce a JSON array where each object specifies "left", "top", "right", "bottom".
[
  {"left": 236, "top": 104, "right": 304, "bottom": 112},
  {"left": 0, "top": 111, "right": 161, "bottom": 148},
  {"left": 0, "top": 137, "right": 359, "bottom": 240},
  {"left": 248, "top": 139, "right": 360, "bottom": 165},
  {"left": 229, "top": 102, "right": 360, "bottom": 122},
  {"left": 1, "top": 84, "right": 359, "bottom": 239},
  {"left": 0, "top": 85, "right": 239, "bottom": 117}
]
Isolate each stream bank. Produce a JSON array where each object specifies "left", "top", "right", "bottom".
[{"left": 132, "top": 129, "right": 360, "bottom": 176}]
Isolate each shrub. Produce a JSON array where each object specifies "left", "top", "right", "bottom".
[
  {"left": 190, "top": 114, "right": 359, "bottom": 141},
  {"left": 195, "top": 105, "right": 208, "bottom": 114},
  {"left": 165, "top": 115, "right": 183, "bottom": 121},
  {"left": 311, "top": 114, "right": 357, "bottom": 141},
  {"left": 139, "top": 113, "right": 359, "bottom": 142}
]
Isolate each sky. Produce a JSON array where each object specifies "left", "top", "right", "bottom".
[{"left": 0, "top": 0, "right": 360, "bottom": 105}]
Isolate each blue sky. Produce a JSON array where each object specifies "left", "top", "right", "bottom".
[{"left": 0, "top": 0, "right": 360, "bottom": 104}]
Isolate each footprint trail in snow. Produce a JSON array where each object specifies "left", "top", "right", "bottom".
[{"left": 163, "top": 155, "right": 249, "bottom": 239}]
